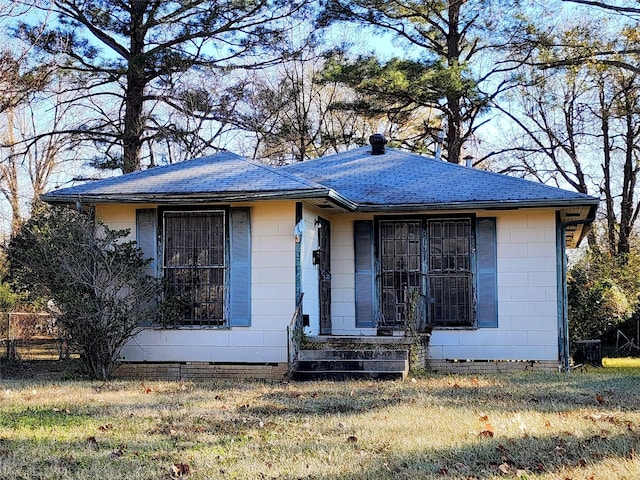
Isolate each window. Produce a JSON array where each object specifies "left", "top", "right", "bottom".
[
  {"left": 136, "top": 207, "right": 251, "bottom": 328},
  {"left": 379, "top": 221, "right": 422, "bottom": 328},
  {"left": 163, "top": 211, "right": 226, "bottom": 326},
  {"left": 427, "top": 218, "right": 473, "bottom": 327},
  {"left": 355, "top": 216, "right": 496, "bottom": 330}
]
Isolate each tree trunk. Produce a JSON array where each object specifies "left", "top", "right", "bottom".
[
  {"left": 122, "top": 2, "right": 147, "bottom": 173},
  {"left": 445, "top": 1, "right": 463, "bottom": 165}
]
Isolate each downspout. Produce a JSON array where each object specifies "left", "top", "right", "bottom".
[{"left": 557, "top": 212, "right": 597, "bottom": 373}]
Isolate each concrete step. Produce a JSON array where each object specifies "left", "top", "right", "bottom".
[
  {"left": 293, "top": 348, "right": 409, "bottom": 381},
  {"left": 292, "top": 370, "right": 406, "bottom": 381},
  {"left": 296, "top": 359, "right": 408, "bottom": 372},
  {"left": 298, "top": 349, "right": 408, "bottom": 361}
]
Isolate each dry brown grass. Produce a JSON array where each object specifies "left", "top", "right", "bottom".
[{"left": 1, "top": 368, "right": 640, "bottom": 479}]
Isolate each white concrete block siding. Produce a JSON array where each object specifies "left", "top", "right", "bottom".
[
  {"left": 102, "top": 201, "right": 298, "bottom": 364},
  {"left": 100, "top": 202, "right": 562, "bottom": 365},
  {"left": 326, "top": 209, "right": 561, "bottom": 363}
]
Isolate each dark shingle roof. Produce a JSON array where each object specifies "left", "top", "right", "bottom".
[
  {"left": 42, "top": 151, "right": 354, "bottom": 208},
  {"left": 280, "top": 147, "right": 599, "bottom": 211},
  {"left": 43, "top": 147, "right": 598, "bottom": 213}
]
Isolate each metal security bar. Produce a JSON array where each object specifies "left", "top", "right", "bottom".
[
  {"left": 163, "top": 211, "right": 226, "bottom": 326},
  {"left": 428, "top": 219, "right": 472, "bottom": 326},
  {"left": 379, "top": 221, "right": 422, "bottom": 328}
]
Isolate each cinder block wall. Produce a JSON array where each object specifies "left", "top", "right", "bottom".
[{"left": 114, "top": 362, "right": 288, "bottom": 380}]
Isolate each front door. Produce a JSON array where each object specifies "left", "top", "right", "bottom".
[{"left": 318, "top": 217, "right": 332, "bottom": 335}]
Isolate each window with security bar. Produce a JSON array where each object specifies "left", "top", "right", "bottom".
[
  {"left": 427, "top": 218, "right": 473, "bottom": 326},
  {"left": 378, "top": 217, "right": 474, "bottom": 329},
  {"left": 379, "top": 221, "right": 423, "bottom": 328},
  {"left": 163, "top": 211, "right": 226, "bottom": 326}
]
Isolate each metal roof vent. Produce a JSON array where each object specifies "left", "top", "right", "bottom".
[{"left": 369, "top": 133, "right": 388, "bottom": 155}]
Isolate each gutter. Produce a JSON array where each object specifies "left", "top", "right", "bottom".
[
  {"left": 41, "top": 188, "right": 358, "bottom": 212},
  {"left": 355, "top": 198, "right": 600, "bottom": 213}
]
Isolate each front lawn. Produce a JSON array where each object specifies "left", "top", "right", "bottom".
[{"left": 1, "top": 369, "right": 640, "bottom": 479}]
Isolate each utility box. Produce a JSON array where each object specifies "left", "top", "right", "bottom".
[{"left": 573, "top": 339, "right": 602, "bottom": 367}]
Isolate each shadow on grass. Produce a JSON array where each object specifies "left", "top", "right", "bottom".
[
  {"left": 3, "top": 411, "right": 639, "bottom": 480},
  {"left": 290, "top": 430, "right": 640, "bottom": 479}
]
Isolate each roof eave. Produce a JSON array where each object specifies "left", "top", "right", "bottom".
[
  {"left": 355, "top": 198, "right": 600, "bottom": 213},
  {"left": 41, "top": 188, "right": 358, "bottom": 212}
]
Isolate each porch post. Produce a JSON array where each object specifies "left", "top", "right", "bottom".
[
  {"left": 295, "top": 202, "right": 303, "bottom": 303},
  {"left": 556, "top": 212, "right": 570, "bottom": 373}
]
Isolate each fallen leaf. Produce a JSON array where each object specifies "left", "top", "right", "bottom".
[
  {"left": 577, "top": 458, "right": 587, "bottom": 467},
  {"left": 544, "top": 420, "right": 552, "bottom": 428},
  {"left": 485, "top": 422, "right": 494, "bottom": 432},
  {"left": 109, "top": 448, "right": 124, "bottom": 459},
  {"left": 452, "top": 383, "right": 461, "bottom": 389},
  {"left": 347, "top": 435, "right": 358, "bottom": 443},
  {"left": 145, "top": 388, "right": 152, "bottom": 394},
  {"left": 596, "top": 393, "right": 605, "bottom": 404},
  {"left": 86, "top": 436, "right": 99, "bottom": 450},
  {"left": 471, "top": 377, "right": 479, "bottom": 385},
  {"left": 479, "top": 414, "right": 489, "bottom": 422},
  {"left": 171, "top": 463, "right": 191, "bottom": 478},
  {"left": 478, "top": 430, "right": 494, "bottom": 438}
]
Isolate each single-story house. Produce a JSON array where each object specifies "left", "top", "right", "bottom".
[{"left": 42, "top": 136, "right": 599, "bottom": 378}]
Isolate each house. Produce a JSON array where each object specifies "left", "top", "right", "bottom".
[{"left": 42, "top": 136, "right": 599, "bottom": 379}]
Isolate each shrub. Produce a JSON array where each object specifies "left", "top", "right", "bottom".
[{"left": 6, "top": 205, "right": 161, "bottom": 379}]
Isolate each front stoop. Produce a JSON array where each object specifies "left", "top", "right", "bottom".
[{"left": 292, "top": 336, "right": 412, "bottom": 380}]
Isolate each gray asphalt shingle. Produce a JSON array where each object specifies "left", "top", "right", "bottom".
[
  {"left": 281, "top": 147, "right": 598, "bottom": 208},
  {"left": 42, "top": 146, "right": 599, "bottom": 211},
  {"left": 43, "top": 151, "right": 324, "bottom": 198}
]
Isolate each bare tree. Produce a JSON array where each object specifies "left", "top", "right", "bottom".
[
  {"left": 493, "top": 47, "right": 640, "bottom": 257},
  {"left": 0, "top": 79, "right": 80, "bottom": 233},
  {"left": 16, "top": 0, "right": 309, "bottom": 173}
]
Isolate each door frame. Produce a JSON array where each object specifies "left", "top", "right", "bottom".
[{"left": 317, "top": 217, "right": 331, "bottom": 335}]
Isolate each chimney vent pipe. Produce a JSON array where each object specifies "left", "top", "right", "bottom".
[{"left": 369, "top": 133, "right": 388, "bottom": 155}]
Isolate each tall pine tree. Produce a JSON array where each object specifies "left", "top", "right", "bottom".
[{"left": 17, "top": 0, "right": 308, "bottom": 173}]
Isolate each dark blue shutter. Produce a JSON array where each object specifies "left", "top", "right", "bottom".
[
  {"left": 136, "top": 208, "right": 157, "bottom": 277},
  {"left": 354, "top": 220, "right": 376, "bottom": 328},
  {"left": 229, "top": 208, "right": 251, "bottom": 327},
  {"left": 477, "top": 217, "right": 498, "bottom": 328}
]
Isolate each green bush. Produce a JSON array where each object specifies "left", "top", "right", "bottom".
[
  {"left": 568, "top": 249, "right": 639, "bottom": 341},
  {"left": 6, "top": 205, "right": 161, "bottom": 379}
]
